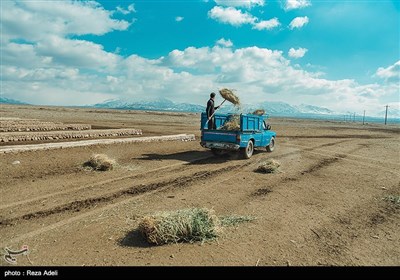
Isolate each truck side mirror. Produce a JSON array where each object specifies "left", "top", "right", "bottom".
[{"left": 266, "top": 124, "right": 271, "bottom": 130}]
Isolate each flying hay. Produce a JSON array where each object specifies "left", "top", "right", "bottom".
[
  {"left": 85, "top": 154, "right": 116, "bottom": 171},
  {"left": 219, "top": 88, "right": 240, "bottom": 106}
]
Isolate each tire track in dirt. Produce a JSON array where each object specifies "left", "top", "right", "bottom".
[
  {"left": 0, "top": 154, "right": 214, "bottom": 211},
  {"left": 0, "top": 161, "right": 254, "bottom": 247},
  {"left": 283, "top": 135, "right": 389, "bottom": 139},
  {"left": 304, "top": 181, "right": 400, "bottom": 265},
  {"left": 270, "top": 140, "right": 350, "bottom": 161},
  {"left": 0, "top": 140, "right": 347, "bottom": 211},
  {"left": 252, "top": 143, "right": 371, "bottom": 196},
  {"left": 0, "top": 162, "right": 251, "bottom": 227},
  {"left": 283, "top": 142, "right": 400, "bottom": 168}
]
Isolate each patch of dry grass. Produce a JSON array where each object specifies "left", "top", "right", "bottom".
[
  {"left": 220, "top": 215, "right": 256, "bottom": 226},
  {"left": 138, "top": 208, "right": 255, "bottom": 245},
  {"left": 255, "top": 159, "right": 281, "bottom": 174},
  {"left": 139, "top": 208, "right": 221, "bottom": 245},
  {"left": 84, "top": 154, "right": 116, "bottom": 171},
  {"left": 383, "top": 195, "right": 400, "bottom": 208},
  {"left": 252, "top": 109, "right": 265, "bottom": 115}
]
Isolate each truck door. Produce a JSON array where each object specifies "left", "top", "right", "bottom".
[{"left": 262, "top": 121, "right": 271, "bottom": 147}]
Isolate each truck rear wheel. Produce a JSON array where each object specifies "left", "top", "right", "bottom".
[
  {"left": 266, "top": 137, "right": 275, "bottom": 152},
  {"left": 241, "top": 140, "right": 254, "bottom": 159}
]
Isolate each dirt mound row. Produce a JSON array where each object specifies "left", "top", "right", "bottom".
[
  {"left": 0, "top": 119, "right": 91, "bottom": 132},
  {"left": 0, "top": 129, "right": 142, "bottom": 142}
]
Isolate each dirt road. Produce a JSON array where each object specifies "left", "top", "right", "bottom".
[{"left": 0, "top": 105, "right": 399, "bottom": 266}]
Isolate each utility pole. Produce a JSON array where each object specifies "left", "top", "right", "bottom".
[
  {"left": 363, "top": 110, "right": 365, "bottom": 125},
  {"left": 384, "top": 105, "right": 389, "bottom": 125}
]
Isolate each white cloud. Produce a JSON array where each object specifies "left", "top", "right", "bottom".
[
  {"left": 208, "top": 6, "right": 256, "bottom": 26},
  {"left": 3, "top": 42, "right": 398, "bottom": 115},
  {"left": 209, "top": 6, "right": 280, "bottom": 31},
  {"left": 116, "top": 4, "right": 136, "bottom": 15},
  {"left": 289, "top": 16, "right": 309, "bottom": 29},
  {"left": 376, "top": 60, "right": 400, "bottom": 83},
  {"left": 252, "top": 18, "right": 280, "bottom": 30},
  {"left": 2, "top": 0, "right": 130, "bottom": 41},
  {"left": 2, "top": 1, "right": 397, "bottom": 116},
  {"left": 175, "top": 16, "right": 184, "bottom": 22},
  {"left": 35, "top": 36, "right": 120, "bottom": 70},
  {"left": 216, "top": 38, "right": 233, "bottom": 47},
  {"left": 283, "top": 0, "right": 311, "bottom": 11},
  {"left": 288, "top": 47, "right": 308, "bottom": 58},
  {"left": 214, "top": 0, "right": 265, "bottom": 8}
]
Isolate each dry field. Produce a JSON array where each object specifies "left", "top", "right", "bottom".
[{"left": 0, "top": 104, "right": 399, "bottom": 266}]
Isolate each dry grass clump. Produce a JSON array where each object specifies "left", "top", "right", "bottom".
[
  {"left": 138, "top": 208, "right": 255, "bottom": 245},
  {"left": 219, "top": 88, "right": 240, "bottom": 106},
  {"left": 255, "top": 159, "right": 281, "bottom": 174},
  {"left": 139, "top": 208, "right": 221, "bottom": 245},
  {"left": 220, "top": 215, "right": 256, "bottom": 226},
  {"left": 252, "top": 109, "right": 265, "bottom": 116},
  {"left": 85, "top": 154, "right": 116, "bottom": 171},
  {"left": 383, "top": 195, "right": 400, "bottom": 208},
  {"left": 220, "top": 115, "right": 240, "bottom": 130}
]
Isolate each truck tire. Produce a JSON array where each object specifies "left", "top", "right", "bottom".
[
  {"left": 241, "top": 140, "right": 254, "bottom": 159},
  {"left": 266, "top": 137, "right": 275, "bottom": 152}
]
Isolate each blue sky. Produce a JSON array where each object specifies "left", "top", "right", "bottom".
[{"left": 1, "top": 0, "right": 399, "bottom": 116}]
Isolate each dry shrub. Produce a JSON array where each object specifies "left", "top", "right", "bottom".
[
  {"left": 139, "top": 208, "right": 222, "bottom": 245},
  {"left": 252, "top": 109, "right": 265, "bottom": 116},
  {"left": 255, "top": 159, "right": 280, "bottom": 174},
  {"left": 383, "top": 195, "right": 400, "bottom": 208},
  {"left": 85, "top": 154, "right": 116, "bottom": 171},
  {"left": 220, "top": 115, "right": 240, "bottom": 130},
  {"left": 220, "top": 215, "right": 255, "bottom": 226},
  {"left": 219, "top": 88, "right": 240, "bottom": 106}
]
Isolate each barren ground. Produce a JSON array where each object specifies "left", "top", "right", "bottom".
[{"left": 0, "top": 104, "right": 399, "bottom": 266}]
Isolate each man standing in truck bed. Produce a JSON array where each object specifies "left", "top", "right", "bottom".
[{"left": 206, "top": 92, "right": 219, "bottom": 130}]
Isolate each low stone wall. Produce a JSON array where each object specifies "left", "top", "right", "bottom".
[
  {"left": 0, "top": 120, "right": 91, "bottom": 132},
  {"left": 0, "top": 134, "right": 196, "bottom": 153},
  {"left": 0, "top": 129, "right": 142, "bottom": 142}
]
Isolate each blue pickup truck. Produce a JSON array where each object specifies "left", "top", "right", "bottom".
[{"left": 200, "top": 112, "right": 276, "bottom": 159}]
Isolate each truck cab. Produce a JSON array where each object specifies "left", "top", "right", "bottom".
[{"left": 200, "top": 112, "right": 276, "bottom": 159}]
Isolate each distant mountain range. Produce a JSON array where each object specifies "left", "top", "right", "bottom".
[
  {"left": 92, "top": 98, "right": 335, "bottom": 116},
  {"left": 1, "top": 95, "right": 398, "bottom": 119},
  {"left": 0, "top": 97, "right": 28, "bottom": 105},
  {"left": 93, "top": 98, "right": 205, "bottom": 113}
]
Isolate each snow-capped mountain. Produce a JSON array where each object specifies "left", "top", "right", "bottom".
[
  {"left": 92, "top": 98, "right": 336, "bottom": 116},
  {"left": 93, "top": 98, "right": 205, "bottom": 112},
  {"left": 294, "top": 104, "right": 334, "bottom": 115}
]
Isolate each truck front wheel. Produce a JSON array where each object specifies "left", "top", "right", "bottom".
[
  {"left": 266, "top": 137, "right": 275, "bottom": 152},
  {"left": 241, "top": 140, "right": 254, "bottom": 159}
]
